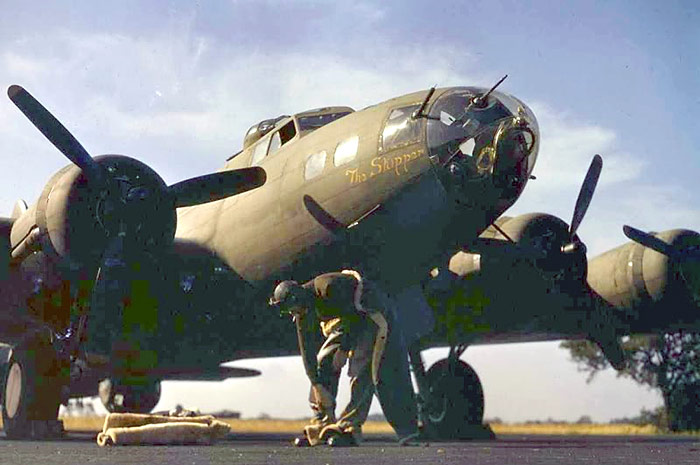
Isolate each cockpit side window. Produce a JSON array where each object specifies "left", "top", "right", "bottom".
[
  {"left": 381, "top": 105, "right": 423, "bottom": 152},
  {"left": 267, "top": 121, "right": 297, "bottom": 156},
  {"left": 250, "top": 136, "right": 270, "bottom": 166},
  {"left": 268, "top": 132, "right": 282, "bottom": 155},
  {"left": 279, "top": 120, "right": 297, "bottom": 144}
]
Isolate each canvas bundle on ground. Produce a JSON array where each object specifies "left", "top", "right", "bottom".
[{"left": 96, "top": 413, "right": 230, "bottom": 446}]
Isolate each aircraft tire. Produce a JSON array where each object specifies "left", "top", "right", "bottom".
[
  {"left": 1, "top": 341, "right": 62, "bottom": 439},
  {"left": 424, "top": 358, "right": 484, "bottom": 438},
  {"left": 99, "top": 378, "right": 161, "bottom": 413}
]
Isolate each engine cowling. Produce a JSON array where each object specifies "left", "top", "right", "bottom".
[
  {"left": 450, "top": 213, "right": 586, "bottom": 288},
  {"left": 10, "top": 155, "right": 176, "bottom": 266},
  {"left": 587, "top": 229, "right": 700, "bottom": 332}
]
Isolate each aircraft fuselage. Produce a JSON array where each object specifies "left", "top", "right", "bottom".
[{"left": 175, "top": 87, "right": 538, "bottom": 293}]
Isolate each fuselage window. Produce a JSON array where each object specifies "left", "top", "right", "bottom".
[
  {"left": 382, "top": 104, "right": 422, "bottom": 152},
  {"left": 334, "top": 135, "right": 359, "bottom": 167},
  {"left": 304, "top": 151, "right": 327, "bottom": 180},
  {"left": 250, "top": 136, "right": 270, "bottom": 166}
]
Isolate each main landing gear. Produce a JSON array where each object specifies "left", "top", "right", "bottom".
[
  {"left": 1, "top": 334, "right": 66, "bottom": 439},
  {"left": 410, "top": 345, "right": 494, "bottom": 440}
]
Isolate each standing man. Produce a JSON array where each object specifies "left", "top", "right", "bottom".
[{"left": 269, "top": 270, "right": 420, "bottom": 447}]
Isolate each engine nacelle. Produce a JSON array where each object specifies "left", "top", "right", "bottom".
[
  {"left": 587, "top": 229, "right": 700, "bottom": 332},
  {"left": 9, "top": 155, "right": 176, "bottom": 266},
  {"left": 450, "top": 213, "right": 584, "bottom": 286}
]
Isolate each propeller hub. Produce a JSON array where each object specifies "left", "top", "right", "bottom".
[
  {"left": 38, "top": 154, "right": 177, "bottom": 264},
  {"left": 494, "top": 213, "right": 589, "bottom": 285},
  {"left": 561, "top": 241, "right": 587, "bottom": 256},
  {"left": 91, "top": 155, "right": 176, "bottom": 250}
]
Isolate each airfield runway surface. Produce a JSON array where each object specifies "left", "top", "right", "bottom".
[{"left": 1, "top": 432, "right": 699, "bottom": 465}]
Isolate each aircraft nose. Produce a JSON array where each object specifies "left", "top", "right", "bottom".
[{"left": 425, "top": 87, "right": 540, "bottom": 207}]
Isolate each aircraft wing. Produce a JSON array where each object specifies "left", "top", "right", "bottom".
[
  {"left": 423, "top": 213, "right": 700, "bottom": 358},
  {"left": 150, "top": 365, "right": 261, "bottom": 381},
  {"left": 67, "top": 353, "right": 261, "bottom": 399}
]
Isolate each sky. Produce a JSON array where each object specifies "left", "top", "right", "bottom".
[{"left": 0, "top": 0, "right": 698, "bottom": 422}]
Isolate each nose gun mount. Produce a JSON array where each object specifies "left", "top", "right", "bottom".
[{"left": 425, "top": 86, "right": 539, "bottom": 211}]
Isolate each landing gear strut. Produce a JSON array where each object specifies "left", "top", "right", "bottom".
[
  {"left": 410, "top": 345, "right": 493, "bottom": 440},
  {"left": 1, "top": 336, "right": 66, "bottom": 439}
]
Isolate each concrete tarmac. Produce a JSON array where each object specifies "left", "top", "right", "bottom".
[{"left": 1, "top": 432, "right": 699, "bottom": 465}]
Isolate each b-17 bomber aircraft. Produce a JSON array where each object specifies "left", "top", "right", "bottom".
[{"left": 0, "top": 80, "right": 698, "bottom": 439}]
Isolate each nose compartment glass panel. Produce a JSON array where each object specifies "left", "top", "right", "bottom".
[
  {"left": 427, "top": 89, "right": 510, "bottom": 166},
  {"left": 427, "top": 87, "right": 539, "bottom": 203}
]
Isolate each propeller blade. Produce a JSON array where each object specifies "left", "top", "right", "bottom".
[
  {"left": 570, "top": 154, "right": 603, "bottom": 237},
  {"left": 7, "top": 85, "right": 102, "bottom": 182},
  {"left": 89, "top": 233, "right": 128, "bottom": 333},
  {"left": 623, "top": 225, "right": 678, "bottom": 258},
  {"left": 170, "top": 167, "right": 266, "bottom": 208}
]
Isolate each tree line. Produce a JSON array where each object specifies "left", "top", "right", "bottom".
[{"left": 561, "top": 330, "right": 700, "bottom": 431}]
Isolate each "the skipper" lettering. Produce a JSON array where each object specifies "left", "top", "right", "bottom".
[{"left": 345, "top": 148, "right": 424, "bottom": 184}]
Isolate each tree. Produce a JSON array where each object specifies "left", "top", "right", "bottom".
[{"left": 561, "top": 330, "right": 700, "bottom": 431}]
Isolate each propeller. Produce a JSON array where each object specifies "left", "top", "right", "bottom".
[
  {"left": 89, "top": 233, "right": 128, "bottom": 325},
  {"left": 561, "top": 154, "right": 603, "bottom": 255},
  {"left": 623, "top": 225, "right": 700, "bottom": 262},
  {"left": 8, "top": 85, "right": 104, "bottom": 183},
  {"left": 7, "top": 85, "right": 266, "bottom": 211},
  {"left": 570, "top": 154, "right": 602, "bottom": 238},
  {"left": 513, "top": 154, "right": 603, "bottom": 284},
  {"left": 623, "top": 225, "right": 676, "bottom": 258},
  {"left": 8, "top": 85, "right": 267, "bottom": 358},
  {"left": 171, "top": 169, "right": 266, "bottom": 208}
]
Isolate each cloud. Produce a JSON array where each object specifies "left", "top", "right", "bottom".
[
  {"left": 506, "top": 102, "right": 698, "bottom": 256},
  {"left": 582, "top": 183, "right": 700, "bottom": 255},
  {"left": 2, "top": 26, "right": 696, "bottom": 247},
  {"left": 0, "top": 28, "right": 480, "bottom": 191},
  {"left": 345, "top": 0, "right": 387, "bottom": 23},
  {"left": 3, "top": 51, "right": 50, "bottom": 77},
  {"left": 526, "top": 102, "right": 645, "bottom": 189},
  {"left": 2, "top": 27, "right": 695, "bottom": 253}
]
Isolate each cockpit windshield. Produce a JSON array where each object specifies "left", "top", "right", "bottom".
[
  {"left": 297, "top": 111, "right": 352, "bottom": 132},
  {"left": 243, "top": 115, "right": 288, "bottom": 149}
]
